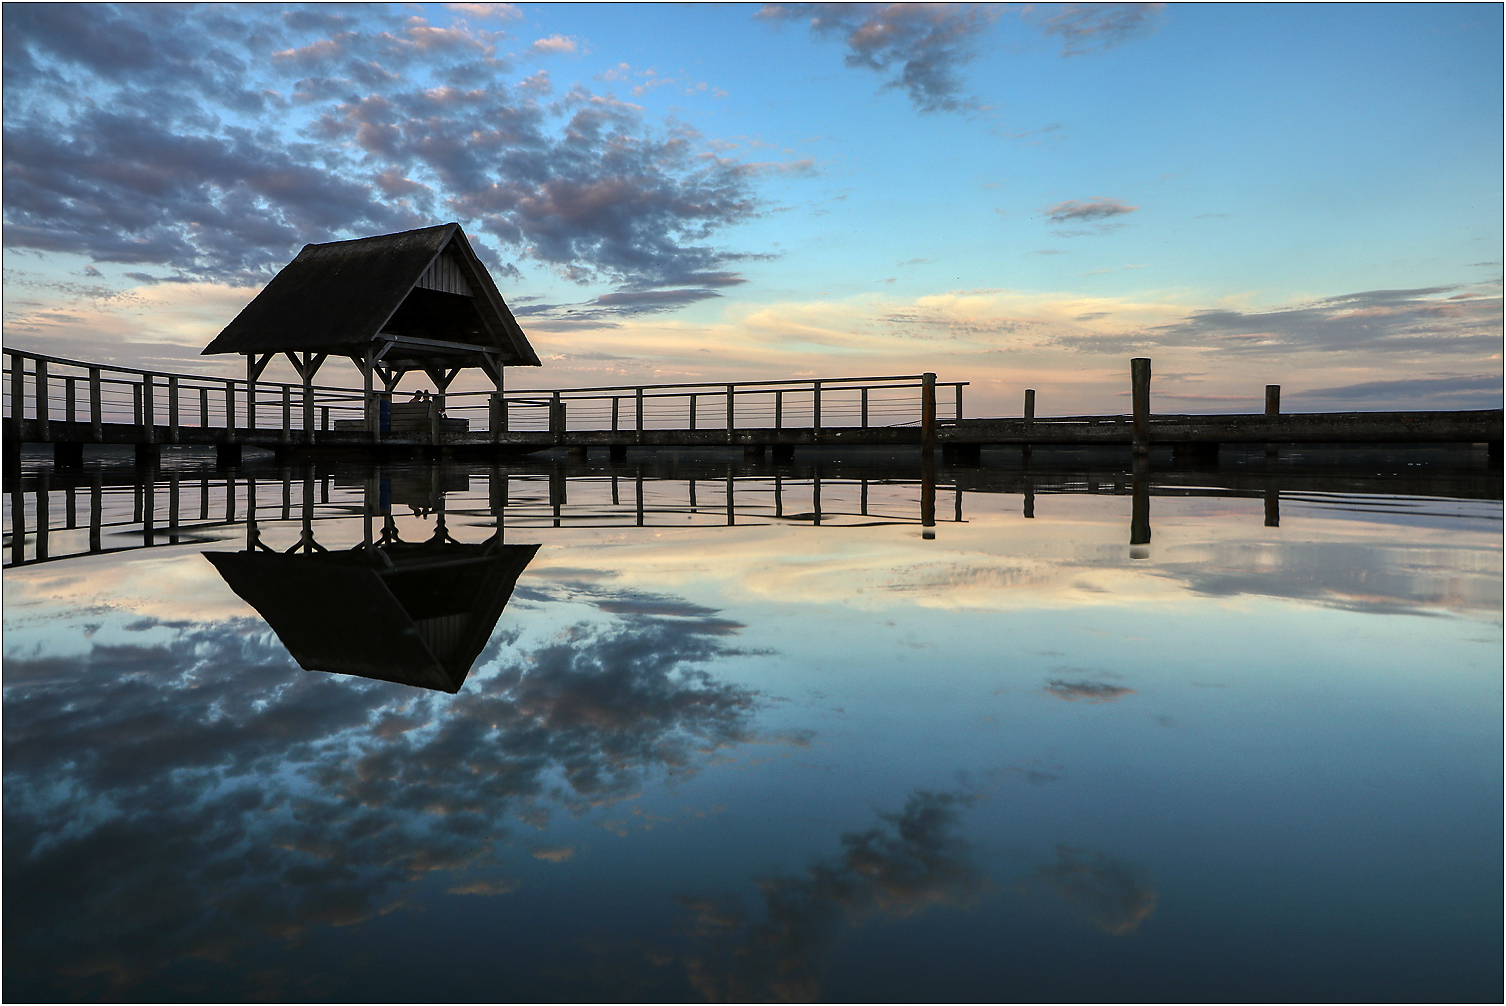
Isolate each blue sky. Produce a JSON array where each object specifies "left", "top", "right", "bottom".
[{"left": 3, "top": 3, "right": 1501, "bottom": 414}]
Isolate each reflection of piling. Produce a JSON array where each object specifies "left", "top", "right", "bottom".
[
  {"left": 635, "top": 465, "right": 644, "bottom": 527},
  {"left": 1131, "top": 359, "right": 1151, "bottom": 456},
  {"left": 921, "top": 456, "right": 936, "bottom": 539},
  {"left": 1129, "top": 458, "right": 1150, "bottom": 554},
  {"left": 725, "top": 467, "right": 734, "bottom": 526},
  {"left": 1023, "top": 475, "right": 1034, "bottom": 519},
  {"left": 813, "top": 469, "right": 822, "bottom": 526},
  {"left": 1264, "top": 488, "right": 1279, "bottom": 528}
]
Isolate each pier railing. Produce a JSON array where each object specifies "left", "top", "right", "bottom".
[{"left": 2, "top": 348, "right": 964, "bottom": 444}]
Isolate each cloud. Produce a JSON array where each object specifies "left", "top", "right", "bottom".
[
  {"left": 677, "top": 790, "right": 984, "bottom": 1000},
  {"left": 1034, "top": 845, "right": 1157, "bottom": 934},
  {"left": 1287, "top": 374, "right": 1503, "bottom": 407},
  {"left": 1030, "top": 3, "right": 1165, "bottom": 57},
  {"left": 1044, "top": 198, "right": 1139, "bottom": 224},
  {"left": 759, "top": 3, "right": 1002, "bottom": 113},
  {"left": 528, "top": 34, "right": 580, "bottom": 56},
  {"left": 2, "top": 5, "right": 789, "bottom": 298}
]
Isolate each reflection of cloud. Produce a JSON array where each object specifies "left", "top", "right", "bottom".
[
  {"left": 677, "top": 790, "right": 982, "bottom": 1001},
  {"left": 1044, "top": 678, "right": 1134, "bottom": 702},
  {"left": 3, "top": 585, "right": 765, "bottom": 997},
  {"left": 1035, "top": 845, "right": 1157, "bottom": 935}
]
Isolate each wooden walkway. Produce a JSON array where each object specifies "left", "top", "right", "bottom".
[{"left": 3, "top": 348, "right": 1500, "bottom": 468}]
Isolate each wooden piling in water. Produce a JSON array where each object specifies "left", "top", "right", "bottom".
[{"left": 1131, "top": 358, "right": 1150, "bottom": 455}]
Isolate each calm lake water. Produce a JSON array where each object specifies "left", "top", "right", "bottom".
[{"left": 4, "top": 447, "right": 1501, "bottom": 1002}]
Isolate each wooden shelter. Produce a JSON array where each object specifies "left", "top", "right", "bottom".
[
  {"left": 205, "top": 539, "right": 539, "bottom": 693},
  {"left": 202, "top": 223, "right": 540, "bottom": 436}
]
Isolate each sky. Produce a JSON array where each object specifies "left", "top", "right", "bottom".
[{"left": 2, "top": 2, "right": 1502, "bottom": 415}]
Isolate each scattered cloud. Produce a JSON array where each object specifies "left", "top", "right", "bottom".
[
  {"left": 1029, "top": 3, "right": 1165, "bottom": 57},
  {"left": 759, "top": 3, "right": 1002, "bottom": 113},
  {"left": 528, "top": 34, "right": 580, "bottom": 56},
  {"left": 1044, "top": 677, "right": 1134, "bottom": 702},
  {"left": 1045, "top": 198, "right": 1139, "bottom": 224}
]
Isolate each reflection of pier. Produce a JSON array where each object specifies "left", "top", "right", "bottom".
[{"left": 4, "top": 450, "right": 1500, "bottom": 572}]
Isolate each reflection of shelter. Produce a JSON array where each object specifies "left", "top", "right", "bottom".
[
  {"left": 206, "top": 532, "right": 538, "bottom": 693},
  {"left": 201, "top": 223, "right": 541, "bottom": 435}
]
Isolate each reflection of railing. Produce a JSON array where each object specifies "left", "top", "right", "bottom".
[{"left": 3, "top": 468, "right": 959, "bottom": 568}]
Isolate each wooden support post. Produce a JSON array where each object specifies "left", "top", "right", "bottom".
[
  {"left": 303, "top": 357, "right": 314, "bottom": 445},
  {"left": 65, "top": 376, "right": 76, "bottom": 429},
  {"left": 168, "top": 375, "right": 179, "bottom": 443},
  {"left": 225, "top": 380, "right": 236, "bottom": 441},
  {"left": 551, "top": 391, "right": 563, "bottom": 445},
  {"left": 66, "top": 485, "right": 76, "bottom": 528},
  {"left": 611, "top": 396, "right": 619, "bottom": 433},
  {"left": 364, "top": 347, "right": 377, "bottom": 436},
  {"left": 1265, "top": 384, "right": 1280, "bottom": 456},
  {"left": 920, "top": 373, "right": 936, "bottom": 461},
  {"left": 200, "top": 478, "right": 209, "bottom": 521},
  {"left": 861, "top": 387, "right": 868, "bottom": 428},
  {"left": 281, "top": 385, "right": 291, "bottom": 444},
  {"left": 36, "top": 358, "right": 49, "bottom": 442},
  {"left": 635, "top": 387, "right": 644, "bottom": 444},
  {"left": 9, "top": 353, "right": 23, "bottom": 429},
  {"left": 955, "top": 384, "right": 963, "bottom": 421},
  {"left": 199, "top": 387, "right": 209, "bottom": 429},
  {"left": 726, "top": 385, "right": 734, "bottom": 442},
  {"left": 1131, "top": 358, "right": 1151, "bottom": 456},
  {"left": 812, "top": 381, "right": 821, "bottom": 442},
  {"left": 133, "top": 383, "right": 142, "bottom": 427},
  {"left": 322, "top": 407, "right": 329, "bottom": 432},
  {"left": 142, "top": 374, "right": 155, "bottom": 444},
  {"left": 90, "top": 367, "right": 103, "bottom": 442},
  {"left": 246, "top": 356, "right": 258, "bottom": 435},
  {"left": 689, "top": 393, "right": 697, "bottom": 431},
  {"left": 775, "top": 390, "right": 783, "bottom": 432}
]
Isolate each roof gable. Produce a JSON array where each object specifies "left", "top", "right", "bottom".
[{"left": 202, "top": 223, "right": 540, "bottom": 367}]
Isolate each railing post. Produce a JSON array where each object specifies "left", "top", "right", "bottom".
[
  {"left": 168, "top": 375, "right": 179, "bottom": 443},
  {"left": 65, "top": 376, "right": 76, "bottom": 429},
  {"left": 955, "top": 384, "right": 963, "bottom": 421},
  {"left": 303, "top": 364, "right": 315, "bottom": 446},
  {"left": 321, "top": 407, "right": 329, "bottom": 432},
  {"left": 281, "top": 385, "right": 291, "bottom": 444},
  {"left": 133, "top": 384, "right": 142, "bottom": 427},
  {"left": 920, "top": 373, "right": 936, "bottom": 459},
  {"left": 8, "top": 352, "right": 22, "bottom": 428},
  {"left": 246, "top": 356, "right": 257, "bottom": 437},
  {"left": 36, "top": 358, "right": 49, "bottom": 442},
  {"left": 1131, "top": 358, "right": 1151, "bottom": 456},
  {"left": 90, "top": 368, "right": 102, "bottom": 442},
  {"left": 725, "top": 384, "right": 734, "bottom": 442},
  {"left": 363, "top": 347, "right": 377, "bottom": 436},
  {"left": 689, "top": 393, "right": 697, "bottom": 431},
  {"left": 635, "top": 387, "right": 643, "bottom": 444},
  {"left": 812, "top": 381, "right": 821, "bottom": 441},
  {"left": 225, "top": 380, "right": 237, "bottom": 442},
  {"left": 611, "top": 396, "right": 619, "bottom": 433},
  {"left": 861, "top": 387, "right": 868, "bottom": 428},
  {"left": 775, "top": 390, "right": 783, "bottom": 432},
  {"left": 199, "top": 387, "right": 208, "bottom": 428},
  {"left": 551, "top": 391, "right": 563, "bottom": 445},
  {"left": 142, "top": 373, "right": 155, "bottom": 444}
]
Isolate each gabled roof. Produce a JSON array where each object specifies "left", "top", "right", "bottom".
[
  {"left": 205, "top": 541, "right": 540, "bottom": 693},
  {"left": 202, "top": 223, "right": 541, "bottom": 368}
]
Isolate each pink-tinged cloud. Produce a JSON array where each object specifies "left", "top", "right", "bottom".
[{"left": 1045, "top": 198, "right": 1139, "bottom": 224}]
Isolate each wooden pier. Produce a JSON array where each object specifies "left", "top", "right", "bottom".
[{"left": 2, "top": 348, "right": 1500, "bottom": 470}]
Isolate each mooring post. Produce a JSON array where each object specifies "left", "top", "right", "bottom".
[
  {"left": 1265, "top": 384, "right": 1280, "bottom": 457},
  {"left": 1023, "top": 389, "right": 1035, "bottom": 459},
  {"left": 1131, "top": 358, "right": 1151, "bottom": 456}
]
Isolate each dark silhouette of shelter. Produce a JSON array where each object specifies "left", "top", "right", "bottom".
[
  {"left": 205, "top": 539, "right": 539, "bottom": 692},
  {"left": 201, "top": 223, "right": 540, "bottom": 431}
]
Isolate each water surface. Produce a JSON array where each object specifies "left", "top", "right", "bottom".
[{"left": 4, "top": 451, "right": 1501, "bottom": 1001}]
